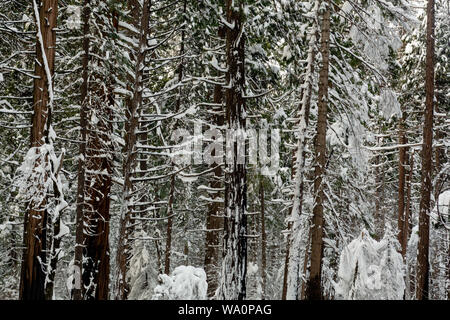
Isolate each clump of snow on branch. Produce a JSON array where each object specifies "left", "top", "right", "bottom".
[
  {"left": 152, "top": 266, "right": 208, "bottom": 300},
  {"left": 14, "top": 126, "right": 67, "bottom": 217},
  {"left": 335, "top": 225, "right": 405, "bottom": 299},
  {"left": 379, "top": 89, "right": 402, "bottom": 120}
]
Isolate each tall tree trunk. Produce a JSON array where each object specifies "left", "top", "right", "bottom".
[
  {"left": 398, "top": 115, "right": 407, "bottom": 255},
  {"left": 19, "top": 0, "right": 58, "bottom": 301},
  {"left": 259, "top": 179, "right": 267, "bottom": 300},
  {"left": 416, "top": 0, "right": 435, "bottom": 300},
  {"left": 282, "top": 0, "right": 319, "bottom": 299},
  {"left": 217, "top": 0, "right": 247, "bottom": 300},
  {"left": 204, "top": 77, "right": 224, "bottom": 298},
  {"left": 374, "top": 135, "right": 385, "bottom": 240},
  {"left": 163, "top": 0, "right": 187, "bottom": 276},
  {"left": 306, "top": 0, "right": 331, "bottom": 300},
  {"left": 79, "top": 0, "right": 118, "bottom": 300},
  {"left": 164, "top": 174, "right": 175, "bottom": 275},
  {"left": 403, "top": 149, "right": 412, "bottom": 253},
  {"left": 73, "top": 0, "right": 90, "bottom": 300},
  {"left": 116, "top": 0, "right": 151, "bottom": 300}
]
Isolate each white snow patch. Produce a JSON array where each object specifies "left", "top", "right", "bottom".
[{"left": 153, "top": 266, "right": 208, "bottom": 300}]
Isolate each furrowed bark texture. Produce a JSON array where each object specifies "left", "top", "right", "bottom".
[
  {"left": 73, "top": 0, "right": 90, "bottom": 300},
  {"left": 20, "top": 0, "right": 58, "bottom": 301},
  {"left": 416, "top": 0, "right": 435, "bottom": 301},
  {"left": 306, "top": 0, "right": 331, "bottom": 301},
  {"left": 78, "top": 0, "right": 117, "bottom": 300},
  {"left": 217, "top": 0, "right": 247, "bottom": 300}
]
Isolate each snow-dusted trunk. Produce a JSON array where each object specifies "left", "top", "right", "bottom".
[
  {"left": 282, "top": 0, "right": 319, "bottom": 300},
  {"left": 164, "top": 174, "right": 175, "bottom": 275},
  {"left": 164, "top": 0, "right": 187, "bottom": 276},
  {"left": 217, "top": 0, "right": 247, "bottom": 300},
  {"left": 259, "top": 179, "right": 267, "bottom": 299},
  {"left": 306, "top": 0, "right": 331, "bottom": 300},
  {"left": 73, "top": 0, "right": 90, "bottom": 301},
  {"left": 416, "top": 0, "right": 435, "bottom": 300},
  {"left": 45, "top": 152, "right": 66, "bottom": 300},
  {"left": 374, "top": 135, "right": 385, "bottom": 240},
  {"left": 116, "top": 0, "right": 152, "bottom": 300},
  {"left": 204, "top": 72, "right": 225, "bottom": 298},
  {"left": 77, "top": 0, "right": 118, "bottom": 300},
  {"left": 404, "top": 150, "right": 413, "bottom": 246},
  {"left": 82, "top": 95, "right": 113, "bottom": 300},
  {"left": 19, "top": 0, "right": 58, "bottom": 300}
]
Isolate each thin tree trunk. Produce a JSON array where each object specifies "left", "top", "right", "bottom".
[
  {"left": 164, "top": 174, "right": 175, "bottom": 275},
  {"left": 398, "top": 115, "right": 407, "bottom": 255},
  {"left": 282, "top": 0, "right": 319, "bottom": 299},
  {"left": 204, "top": 74, "right": 224, "bottom": 298},
  {"left": 300, "top": 227, "right": 312, "bottom": 299},
  {"left": 116, "top": 0, "right": 151, "bottom": 300},
  {"left": 20, "top": 0, "right": 58, "bottom": 301},
  {"left": 306, "top": 0, "right": 331, "bottom": 300},
  {"left": 416, "top": 0, "right": 435, "bottom": 301},
  {"left": 259, "top": 179, "right": 267, "bottom": 300},
  {"left": 403, "top": 149, "right": 412, "bottom": 254},
  {"left": 73, "top": 0, "right": 90, "bottom": 300},
  {"left": 163, "top": 0, "right": 187, "bottom": 276},
  {"left": 374, "top": 153, "right": 382, "bottom": 240}
]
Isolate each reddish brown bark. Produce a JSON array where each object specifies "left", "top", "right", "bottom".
[
  {"left": 19, "top": 0, "right": 58, "bottom": 301},
  {"left": 79, "top": 1, "right": 118, "bottom": 300},
  {"left": 398, "top": 113, "right": 408, "bottom": 256},
  {"left": 306, "top": 0, "right": 331, "bottom": 300},
  {"left": 73, "top": 0, "right": 90, "bottom": 300},
  {"left": 416, "top": 0, "right": 435, "bottom": 300}
]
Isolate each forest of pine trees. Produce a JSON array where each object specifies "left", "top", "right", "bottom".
[{"left": 0, "top": 0, "right": 448, "bottom": 300}]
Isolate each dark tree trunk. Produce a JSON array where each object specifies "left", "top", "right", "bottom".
[
  {"left": 416, "top": 0, "right": 435, "bottom": 301},
  {"left": 259, "top": 179, "right": 267, "bottom": 300},
  {"left": 164, "top": 174, "right": 175, "bottom": 275},
  {"left": 306, "top": 0, "right": 331, "bottom": 301},
  {"left": 374, "top": 135, "right": 385, "bottom": 241},
  {"left": 204, "top": 78, "right": 224, "bottom": 298},
  {"left": 218, "top": 0, "right": 247, "bottom": 300},
  {"left": 20, "top": 0, "right": 58, "bottom": 301},
  {"left": 79, "top": 0, "right": 118, "bottom": 300},
  {"left": 73, "top": 0, "right": 90, "bottom": 300},
  {"left": 398, "top": 116, "right": 407, "bottom": 255}
]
